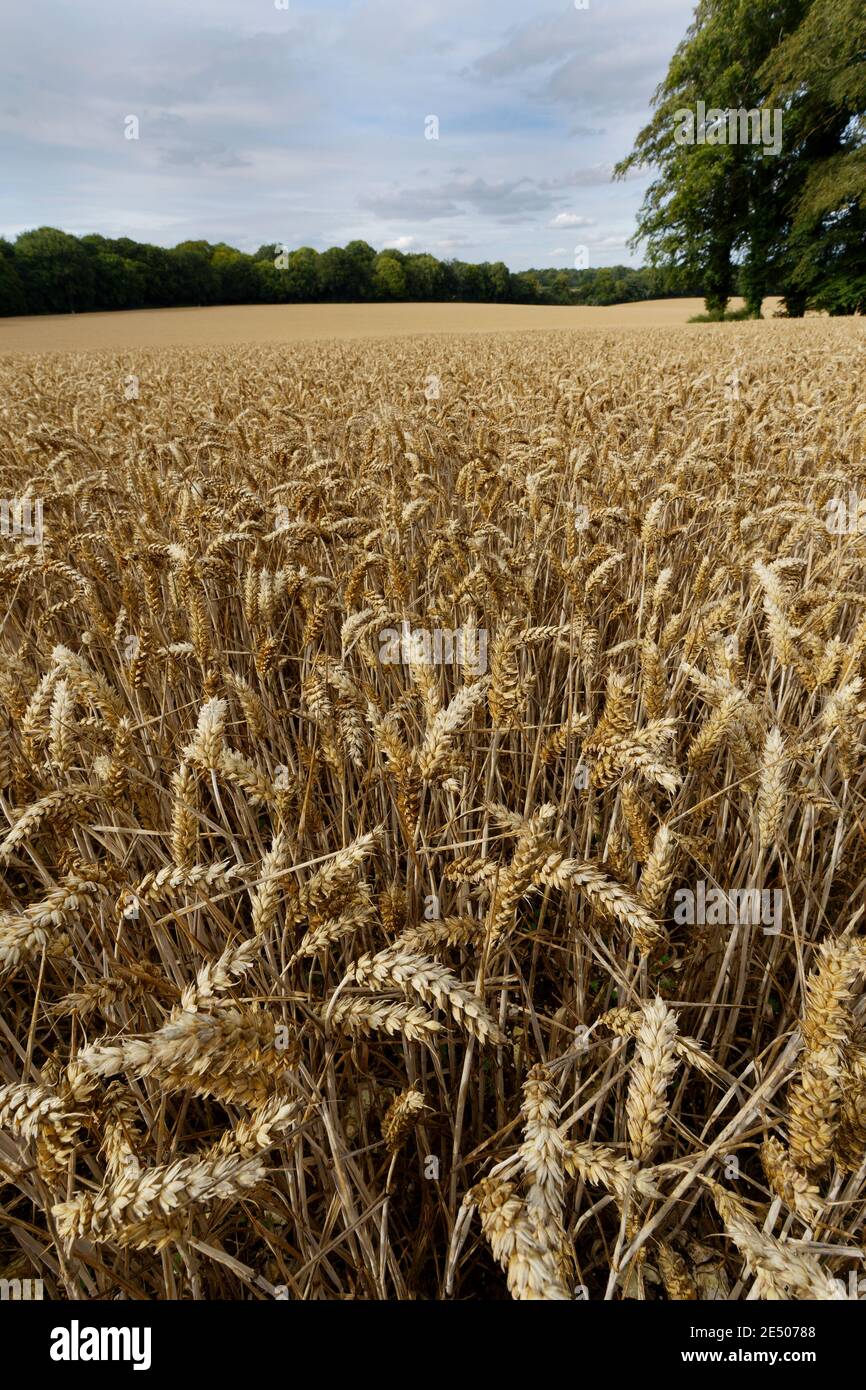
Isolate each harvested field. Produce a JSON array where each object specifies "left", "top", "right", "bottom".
[
  {"left": 0, "top": 296, "right": 783, "bottom": 353},
  {"left": 0, "top": 319, "right": 865, "bottom": 1301}
]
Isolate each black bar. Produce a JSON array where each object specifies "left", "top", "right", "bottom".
[{"left": 4, "top": 1297, "right": 854, "bottom": 1377}]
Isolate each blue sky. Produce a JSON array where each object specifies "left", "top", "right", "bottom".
[{"left": 0, "top": 0, "right": 697, "bottom": 270}]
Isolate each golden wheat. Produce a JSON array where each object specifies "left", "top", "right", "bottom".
[{"left": 0, "top": 320, "right": 864, "bottom": 1299}]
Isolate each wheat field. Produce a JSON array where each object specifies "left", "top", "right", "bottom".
[
  {"left": 1, "top": 320, "right": 865, "bottom": 1301},
  {"left": 0, "top": 297, "right": 783, "bottom": 354}
]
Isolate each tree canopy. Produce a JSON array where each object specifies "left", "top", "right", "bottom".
[
  {"left": 616, "top": 0, "right": 866, "bottom": 316},
  {"left": 0, "top": 228, "right": 704, "bottom": 318}
]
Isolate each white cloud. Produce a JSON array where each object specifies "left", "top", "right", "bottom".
[
  {"left": 383, "top": 235, "right": 416, "bottom": 250},
  {"left": 549, "top": 213, "right": 596, "bottom": 228}
]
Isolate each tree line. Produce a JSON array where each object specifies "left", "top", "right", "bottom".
[
  {"left": 0, "top": 228, "right": 704, "bottom": 317},
  {"left": 617, "top": 0, "right": 865, "bottom": 317}
]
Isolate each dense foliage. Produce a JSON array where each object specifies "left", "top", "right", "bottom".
[
  {"left": 0, "top": 229, "right": 702, "bottom": 317},
  {"left": 617, "top": 0, "right": 866, "bottom": 317}
]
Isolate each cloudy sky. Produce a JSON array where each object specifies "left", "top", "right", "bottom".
[{"left": 1, "top": 0, "right": 697, "bottom": 270}]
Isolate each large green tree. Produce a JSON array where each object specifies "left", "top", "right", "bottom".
[
  {"left": 372, "top": 251, "right": 406, "bottom": 299},
  {"left": 284, "top": 247, "right": 320, "bottom": 301},
  {"left": 0, "top": 239, "right": 27, "bottom": 315},
  {"left": 760, "top": 0, "right": 866, "bottom": 314},
  {"left": 615, "top": 0, "right": 864, "bottom": 316},
  {"left": 14, "top": 227, "right": 97, "bottom": 313}
]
